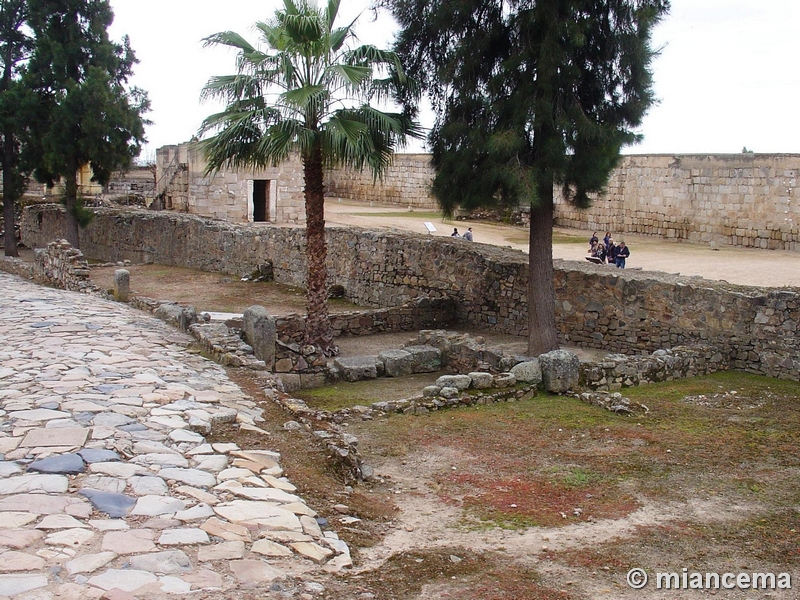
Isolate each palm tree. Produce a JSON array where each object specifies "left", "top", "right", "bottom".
[{"left": 199, "top": 0, "right": 420, "bottom": 356}]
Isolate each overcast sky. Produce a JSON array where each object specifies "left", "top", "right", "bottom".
[{"left": 108, "top": 0, "right": 800, "bottom": 160}]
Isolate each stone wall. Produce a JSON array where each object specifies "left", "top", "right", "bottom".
[
  {"left": 323, "top": 153, "right": 800, "bottom": 251},
  {"left": 326, "top": 154, "right": 438, "bottom": 209},
  {"left": 32, "top": 239, "right": 98, "bottom": 293},
  {"left": 21, "top": 205, "right": 800, "bottom": 382},
  {"left": 156, "top": 144, "right": 306, "bottom": 223}
]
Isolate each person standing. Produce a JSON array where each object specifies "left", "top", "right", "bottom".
[
  {"left": 589, "top": 231, "right": 598, "bottom": 246},
  {"left": 615, "top": 241, "right": 630, "bottom": 268},
  {"left": 464, "top": 227, "right": 473, "bottom": 241}
]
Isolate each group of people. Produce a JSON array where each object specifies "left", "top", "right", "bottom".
[
  {"left": 451, "top": 227, "right": 473, "bottom": 241},
  {"left": 586, "top": 231, "right": 630, "bottom": 268}
]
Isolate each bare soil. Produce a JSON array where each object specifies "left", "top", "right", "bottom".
[{"left": 79, "top": 202, "right": 800, "bottom": 598}]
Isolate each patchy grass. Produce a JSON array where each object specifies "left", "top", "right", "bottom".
[{"left": 352, "top": 371, "right": 800, "bottom": 531}]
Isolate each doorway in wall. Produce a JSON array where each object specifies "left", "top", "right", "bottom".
[
  {"left": 252, "top": 179, "right": 278, "bottom": 223},
  {"left": 253, "top": 180, "right": 269, "bottom": 222}
]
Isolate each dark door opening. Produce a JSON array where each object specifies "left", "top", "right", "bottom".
[{"left": 253, "top": 180, "right": 269, "bottom": 222}]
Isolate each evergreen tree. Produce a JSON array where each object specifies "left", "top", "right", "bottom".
[
  {"left": 389, "top": 0, "right": 669, "bottom": 355},
  {"left": 0, "top": 0, "right": 33, "bottom": 257},
  {"left": 200, "top": 0, "right": 419, "bottom": 355},
  {"left": 26, "top": 0, "right": 149, "bottom": 248}
]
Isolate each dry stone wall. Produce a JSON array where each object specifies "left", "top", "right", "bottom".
[{"left": 21, "top": 205, "right": 800, "bottom": 382}]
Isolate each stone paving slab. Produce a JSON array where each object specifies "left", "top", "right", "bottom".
[{"left": 0, "top": 272, "right": 351, "bottom": 598}]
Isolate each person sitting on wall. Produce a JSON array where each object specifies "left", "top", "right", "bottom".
[
  {"left": 451, "top": 228, "right": 460, "bottom": 238},
  {"left": 464, "top": 227, "right": 473, "bottom": 241},
  {"left": 585, "top": 239, "right": 605, "bottom": 264},
  {"left": 615, "top": 241, "right": 630, "bottom": 268}
]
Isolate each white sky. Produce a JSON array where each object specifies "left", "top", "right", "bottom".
[{"left": 108, "top": 0, "right": 800, "bottom": 160}]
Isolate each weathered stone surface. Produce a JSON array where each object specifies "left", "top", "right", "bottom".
[
  {"left": 403, "top": 345, "right": 442, "bottom": 373},
  {"left": 0, "top": 513, "right": 38, "bottom": 528},
  {"left": 28, "top": 453, "right": 86, "bottom": 475},
  {"left": 129, "top": 476, "right": 169, "bottom": 496},
  {"left": 65, "top": 552, "right": 118, "bottom": 575},
  {"left": 242, "top": 306, "right": 276, "bottom": 369},
  {"left": 229, "top": 559, "right": 282, "bottom": 584},
  {"left": 493, "top": 372, "right": 516, "bottom": 388},
  {"left": 101, "top": 529, "right": 157, "bottom": 554},
  {"left": 468, "top": 372, "right": 494, "bottom": 389},
  {"left": 158, "top": 468, "right": 216, "bottom": 488},
  {"left": 0, "top": 529, "right": 44, "bottom": 550},
  {"left": 0, "top": 574, "right": 49, "bottom": 596},
  {"left": 45, "top": 527, "right": 95, "bottom": 546},
  {"left": 510, "top": 359, "right": 542, "bottom": 385},
  {"left": 250, "top": 539, "right": 293, "bottom": 557},
  {"left": 378, "top": 349, "right": 414, "bottom": 377},
  {"left": 131, "top": 495, "right": 186, "bottom": 517},
  {"left": 212, "top": 501, "right": 302, "bottom": 530},
  {"left": 197, "top": 540, "right": 246, "bottom": 561},
  {"left": 80, "top": 489, "right": 137, "bottom": 518},
  {"left": 290, "top": 541, "right": 334, "bottom": 564},
  {"left": 81, "top": 476, "right": 127, "bottom": 495},
  {"left": 0, "top": 550, "right": 46, "bottom": 572},
  {"left": 158, "top": 528, "right": 210, "bottom": 545},
  {"left": 0, "top": 474, "right": 69, "bottom": 495},
  {"left": 36, "top": 514, "right": 88, "bottom": 530},
  {"left": 87, "top": 569, "right": 158, "bottom": 592},
  {"left": 129, "top": 550, "right": 192, "bottom": 574},
  {"left": 333, "top": 356, "right": 378, "bottom": 382},
  {"left": 200, "top": 517, "right": 251, "bottom": 542},
  {"left": 435, "top": 374, "right": 472, "bottom": 390},
  {"left": 77, "top": 449, "right": 121, "bottom": 464},
  {"left": 539, "top": 349, "right": 580, "bottom": 393}
]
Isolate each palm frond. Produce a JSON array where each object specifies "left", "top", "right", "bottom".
[{"left": 201, "top": 31, "right": 256, "bottom": 53}]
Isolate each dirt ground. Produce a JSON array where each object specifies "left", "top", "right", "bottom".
[{"left": 81, "top": 202, "right": 799, "bottom": 599}]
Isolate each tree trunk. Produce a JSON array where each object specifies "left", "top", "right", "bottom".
[
  {"left": 526, "top": 179, "right": 560, "bottom": 356},
  {"left": 63, "top": 174, "right": 80, "bottom": 248},
  {"left": 301, "top": 142, "right": 337, "bottom": 356},
  {"left": 2, "top": 130, "right": 19, "bottom": 257}
]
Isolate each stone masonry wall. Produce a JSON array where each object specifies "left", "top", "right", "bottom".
[
  {"left": 325, "top": 153, "right": 800, "bottom": 251},
  {"left": 156, "top": 145, "right": 306, "bottom": 224},
  {"left": 21, "top": 205, "right": 800, "bottom": 382},
  {"left": 326, "top": 154, "right": 439, "bottom": 209},
  {"left": 32, "top": 239, "right": 98, "bottom": 293}
]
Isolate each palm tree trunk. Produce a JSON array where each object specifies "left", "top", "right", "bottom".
[
  {"left": 302, "top": 142, "right": 337, "bottom": 356},
  {"left": 527, "top": 178, "right": 560, "bottom": 356}
]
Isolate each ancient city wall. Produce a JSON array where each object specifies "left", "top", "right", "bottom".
[
  {"left": 326, "top": 154, "right": 438, "bottom": 209},
  {"left": 326, "top": 153, "right": 800, "bottom": 251},
  {"left": 21, "top": 205, "right": 800, "bottom": 382}
]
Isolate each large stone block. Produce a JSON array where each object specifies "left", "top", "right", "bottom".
[
  {"left": 378, "top": 349, "right": 413, "bottom": 377},
  {"left": 539, "top": 350, "right": 580, "bottom": 393},
  {"left": 242, "top": 306, "right": 276, "bottom": 369},
  {"left": 333, "top": 356, "right": 378, "bottom": 382},
  {"left": 435, "top": 374, "right": 472, "bottom": 391},
  {"left": 403, "top": 345, "right": 442, "bottom": 373},
  {"left": 510, "top": 360, "right": 542, "bottom": 385}
]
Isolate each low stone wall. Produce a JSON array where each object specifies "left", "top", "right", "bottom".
[
  {"left": 0, "top": 256, "right": 34, "bottom": 280},
  {"left": 32, "top": 239, "right": 98, "bottom": 293},
  {"left": 20, "top": 205, "right": 800, "bottom": 382}
]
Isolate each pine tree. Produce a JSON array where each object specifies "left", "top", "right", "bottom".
[
  {"left": 0, "top": 0, "right": 34, "bottom": 257},
  {"left": 26, "top": 0, "right": 149, "bottom": 248},
  {"left": 389, "top": 0, "right": 669, "bottom": 355}
]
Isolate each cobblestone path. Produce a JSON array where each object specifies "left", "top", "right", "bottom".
[{"left": 0, "top": 273, "right": 350, "bottom": 599}]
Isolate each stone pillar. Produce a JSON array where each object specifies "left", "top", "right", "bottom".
[
  {"left": 114, "top": 269, "right": 130, "bottom": 302},
  {"left": 242, "top": 305, "right": 276, "bottom": 370}
]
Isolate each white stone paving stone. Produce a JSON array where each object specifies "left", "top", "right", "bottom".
[{"left": 0, "top": 273, "right": 351, "bottom": 598}]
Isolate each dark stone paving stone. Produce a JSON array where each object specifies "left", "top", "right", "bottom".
[
  {"left": 92, "top": 413, "right": 135, "bottom": 427},
  {"left": 79, "top": 489, "right": 137, "bottom": 518},
  {"left": 73, "top": 412, "right": 95, "bottom": 425},
  {"left": 30, "top": 322, "right": 57, "bottom": 328},
  {"left": 118, "top": 423, "right": 148, "bottom": 432},
  {"left": 38, "top": 402, "right": 60, "bottom": 410},
  {"left": 85, "top": 323, "right": 104, "bottom": 330},
  {"left": 97, "top": 372, "right": 123, "bottom": 379},
  {"left": 78, "top": 449, "right": 121, "bottom": 464},
  {"left": 28, "top": 453, "right": 86, "bottom": 475}
]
